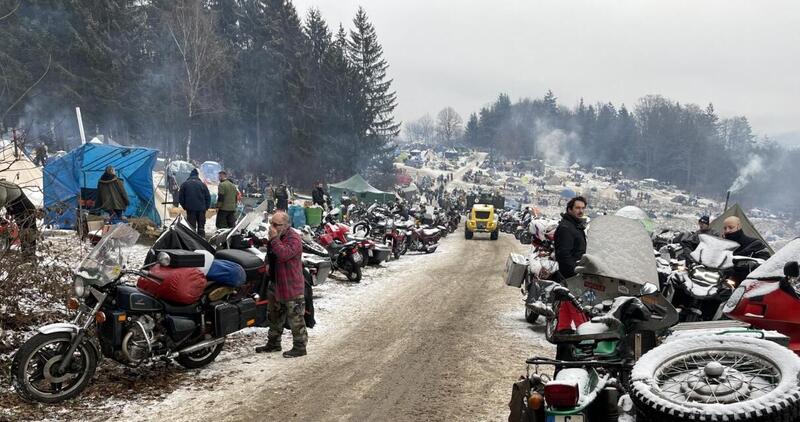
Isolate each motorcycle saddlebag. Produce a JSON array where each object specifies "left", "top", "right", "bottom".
[
  {"left": 237, "top": 298, "right": 257, "bottom": 329},
  {"left": 137, "top": 265, "right": 207, "bottom": 305},
  {"left": 156, "top": 249, "right": 207, "bottom": 268},
  {"left": 214, "top": 303, "right": 239, "bottom": 337},
  {"left": 207, "top": 259, "right": 247, "bottom": 287},
  {"left": 214, "top": 249, "right": 265, "bottom": 281},
  {"left": 505, "top": 253, "right": 528, "bottom": 287}
]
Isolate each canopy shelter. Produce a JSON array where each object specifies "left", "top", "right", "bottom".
[
  {"left": 0, "top": 144, "right": 43, "bottom": 207},
  {"left": 43, "top": 143, "right": 161, "bottom": 229},
  {"left": 329, "top": 174, "right": 393, "bottom": 205},
  {"left": 710, "top": 203, "right": 773, "bottom": 254}
]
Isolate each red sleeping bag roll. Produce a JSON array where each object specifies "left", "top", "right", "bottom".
[{"left": 137, "top": 265, "right": 207, "bottom": 305}]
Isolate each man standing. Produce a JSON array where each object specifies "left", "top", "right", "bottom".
[
  {"left": 274, "top": 183, "right": 289, "bottom": 211},
  {"left": 256, "top": 211, "right": 307, "bottom": 358},
  {"left": 554, "top": 196, "right": 588, "bottom": 280},
  {"left": 178, "top": 168, "right": 211, "bottom": 236},
  {"left": 312, "top": 181, "right": 327, "bottom": 209},
  {"left": 96, "top": 166, "right": 129, "bottom": 221},
  {"left": 216, "top": 171, "right": 238, "bottom": 229}
]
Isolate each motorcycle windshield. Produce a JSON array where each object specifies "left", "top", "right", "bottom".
[
  {"left": 227, "top": 199, "right": 270, "bottom": 242},
  {"left": 748, "top": 237, "right": 800, "bottom": 280},
  {"left": 689, "top": 234, "right": 739, "bottom": 270},
  {"left": 575, "top": 215, "right": 659, "bottom": 288},
  {"left": 77, "top": 224, "right": 140, "bottom": 283}
]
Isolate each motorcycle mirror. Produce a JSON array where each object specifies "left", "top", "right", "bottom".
[{"left": 784, "top": 261, "right": 800, "bottom": 278}]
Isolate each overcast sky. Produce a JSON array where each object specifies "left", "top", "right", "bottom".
[{"left": 292, "top": 0, "right": 800, "bottom": 143}]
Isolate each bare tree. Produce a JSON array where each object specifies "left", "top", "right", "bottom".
[
  {"left": 435, "top": 107, "right": 463, "bottom": 147},
  {"left": 404, "top": 113, "right": 436, "bottom": 145},
  {"left": 164, "top": 1, "right": 230, "bottom": 161}
]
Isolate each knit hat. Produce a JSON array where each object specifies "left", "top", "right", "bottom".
[{"left": 699, "top": 215, "right": 710, "bottom": 225}]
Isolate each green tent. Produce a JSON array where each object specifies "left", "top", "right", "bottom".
[
  {"left": 329, "top": 174, "right": 393, "bottom": 205},
  {"left": 710, "top": 203, "right": 774, "bottom": 254}
]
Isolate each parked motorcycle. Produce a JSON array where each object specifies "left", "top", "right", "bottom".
[
  {"left": 403, "top": 222, "right": 440, "bottom": 254},
  {"left": 12, "top": 225, "right": 264, "bottom": 403}
]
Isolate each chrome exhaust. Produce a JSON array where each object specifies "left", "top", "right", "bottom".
[{"left": 178, "top": 338, "right": 225, "bottom": 355}]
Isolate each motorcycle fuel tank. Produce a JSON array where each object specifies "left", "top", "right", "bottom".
[{"left": 116, "top": 285, "right": 164, "bottom": 312}]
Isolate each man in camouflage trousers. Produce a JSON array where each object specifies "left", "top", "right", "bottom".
[{"left": 256, "top": 211, "right": 307, "bottom": 358}]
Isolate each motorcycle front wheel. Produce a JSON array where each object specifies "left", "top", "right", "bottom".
[
  {"left": 11, "top": 332, "right": 98, "bottom": 403},
  {"left": 176, "top": 341, "right": 225, "bottom": 369}
]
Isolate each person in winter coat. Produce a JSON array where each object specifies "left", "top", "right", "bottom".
[
  {"left": 256, "top": 211, "right": 307, "bottom": 358},
  {"left": 274, "top": 183, "right": 289, "bottom": 211},
  {"left": 96, "top": 166, "right": 130, "bottom": 221},
  {"left": 178, "top": 168, "right": 211, "bottom": 236},
  {"left": 554, "top": 196, "right": 588, "bottom": 280},
  {"left": 680, "top": 215, "right": 719, "bottom": 257},
  {"left": 311, "top": 182, "right": 327, "bottom": 209},
  {"left": 216, "top": 171, "right": 238, "bottom": 229},
  {"left": 722, "top": 216, "right": 772, "bottom": 282}
]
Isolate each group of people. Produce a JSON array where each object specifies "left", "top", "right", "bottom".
[
  {"left": 175, "top": 169, "right": 239, "bottom": 236},
  {"left": 552, "top": 196, "right": 772, "bottom": 284}
]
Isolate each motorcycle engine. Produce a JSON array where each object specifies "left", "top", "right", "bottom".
[{"left": 121, "top": 315, "right": 159, "bottom": 365}]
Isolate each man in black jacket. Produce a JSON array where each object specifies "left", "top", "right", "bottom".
[
  {"left": 311, "top": 182, "right": 327, "bottom": 209},
  {"left": 178, "top": 168, "right": 211, "bottom": 236},
  {"left": 722, "top": 216, "right": 771, "bottom": 282},
  {"left": 554, "top": 196, "right": 588, "bottom": 280}
]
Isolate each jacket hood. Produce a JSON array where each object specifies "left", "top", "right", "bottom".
[{"left": 99, "top": 173, "right": 119, "bottom": 183}]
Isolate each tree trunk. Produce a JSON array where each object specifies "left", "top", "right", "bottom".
[{"left": 186, "top": 123, "right": 192, "bottom": 162}]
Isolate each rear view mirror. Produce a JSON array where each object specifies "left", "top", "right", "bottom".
[{"left": 784, "top": 261, "right": 800, "bottom": 278}]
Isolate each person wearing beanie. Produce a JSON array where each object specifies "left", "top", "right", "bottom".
[{"left": 178, "top": 168, "right": 211, "bottom": 236}]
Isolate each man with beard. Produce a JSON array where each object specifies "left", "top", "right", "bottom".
[{"left": 554, "top": 196, "right": 588, "bottom": 280}]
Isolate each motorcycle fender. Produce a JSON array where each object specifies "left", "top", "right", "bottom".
[
  {"left": 426, "top": 244, "right": 438, "bottom": 253},
  {"left": 38, "top": 322, "right": 80, "bottom": 335},
  {"left": 37, "top": 323, "right": 103, "bottom": 362}
]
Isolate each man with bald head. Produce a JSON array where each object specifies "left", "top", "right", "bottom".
[
  {"left": 722, "top": 216, "right": 771, "bottom": 282},
  {"left": 256, "top": 211, "right": 307, "bottom": 358}
]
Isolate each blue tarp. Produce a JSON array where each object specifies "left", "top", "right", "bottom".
[
  {"left": 43, "top": 143, "right": 161, "bottom": 228},
  {"left": 560, "top": 188, "right": 577, "bottom": 198}
]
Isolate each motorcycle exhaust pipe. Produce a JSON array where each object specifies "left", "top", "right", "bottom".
[{"left": 178, "top": 338, "right": 225, "bottom": 355}]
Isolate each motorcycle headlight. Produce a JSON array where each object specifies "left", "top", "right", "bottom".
[
  {"left": 73, "top": 276, "right": 88, "bottom": 298},
  {"left": 157, "top": 251, "right": 171, "bottom": 267}
]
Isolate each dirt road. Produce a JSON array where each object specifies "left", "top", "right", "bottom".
[{"left": 115, "top": 232, "right": 551, "bottom": 422}]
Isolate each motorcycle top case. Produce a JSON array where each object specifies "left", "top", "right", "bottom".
[
  {"left": 156, "top": 249, "right": 207, "bottom": 268},
  {"left": 137, "top": 265, "right": 207, "bottom": 305},
  {"left": 206, "top": 259, "right": 247, "bottom": 287},
  {"left": 505, "top": 253, "right": 528, "bottom": 287}
]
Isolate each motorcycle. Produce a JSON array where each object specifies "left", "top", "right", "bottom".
[
  {"left": 377, "top": 217, "right": 407, "bottom": 259},
  {"left": 11, "top": 225, "right": 265, "bottom": 403},
  {"left": 313, "top": 226, "right": 363, "bottom": 282},
  {"left": 404, "top": 222, "right": 440, "bottom": 254}
]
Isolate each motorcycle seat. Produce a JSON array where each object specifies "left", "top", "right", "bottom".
[
  {"left": 162, "top": 301, "right": 201, "bottom": 315},
  {"left": 423, "top": 229, "right": 439, "bottom": 236}
]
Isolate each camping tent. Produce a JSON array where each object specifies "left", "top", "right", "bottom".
[
  {"left": 43, "top": 143, "right": 161, "bottom": 228},
  {"left": 710, "top": 203, "right": 774, "bottom": 254},
  {"left": 615, "top": 205, "right": 655, "bottom": 233},
  {"left": 329, "top": 174, "right": 392, "bottom": 205},
  {"left": 0, "top": 144, "right": 43, "bottom": 207}
]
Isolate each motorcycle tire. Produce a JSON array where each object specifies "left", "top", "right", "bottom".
[
  {"left": 345, "top": 262, "right": 362, "bottom": 283},
  {"left": 630, "top": 335, "right": 800, "bottom": 422},
  {"left": 11, "top": 332, "right": 98, "bottom": 403},
  {"left": 399, "top": 241, "right": 408, "bottom": 256},
  {"left": 352, "top": 222, "right": 370, "bottom": 238},
  {"left": 524, "top": 305, "right": 540, "bottom": 324},
  {"left": 176, "top": 341, "right": 225, "bottom": 369}
]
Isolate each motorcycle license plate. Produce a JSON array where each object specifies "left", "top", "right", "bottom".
[
  {"left": 368, "top": 249, "right": 373, "bottom": 257},
  {"left": 547, "top": 416, "right": 583, "bottom": 422}
]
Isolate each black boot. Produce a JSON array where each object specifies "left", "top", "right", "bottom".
[
  {"left": 282, "top": 347, "right": 306, "bottom": 358},
  {"left": 255, "top": 343, "right": 281, "bottom": 353}
]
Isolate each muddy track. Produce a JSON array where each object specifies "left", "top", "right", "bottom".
[{"left": 115, "top": 233, "right": 551, "bottom": 422}]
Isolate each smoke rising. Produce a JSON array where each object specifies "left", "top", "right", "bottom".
[
  {"left": 534, "top": 120, "right": 580, "bottom": 166},
  {"left": 728, "top": 155, "right": 765, "bottom": 193}
]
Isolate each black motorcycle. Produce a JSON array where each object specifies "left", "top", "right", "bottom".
[{"left": 11, "top": 225, "right": 266, "bottom": 403}]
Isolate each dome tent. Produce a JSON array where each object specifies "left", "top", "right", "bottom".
[
  {"left": 615, "top": 205, "right": 655, "bottom": 233},
  {"left": 43, "top": 143, "right": 161, "bottom": 228}
]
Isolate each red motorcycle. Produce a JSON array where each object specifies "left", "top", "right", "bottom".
[
  {"left": 724, "top": 239, "right": 800, "bottom": 355},
  {"left": 379, "top": 218, "right": 407, "bottom": 259},
  {"left": 402, "top": 222, "right": 440, "bottom": 254}
]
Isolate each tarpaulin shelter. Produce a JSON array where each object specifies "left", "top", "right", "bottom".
[
  {"left": 0, "top": 144, "right": 43, "bottom": 207},
  {"left": 329, "top": 174, "right": 392, "bottom": 204},
  {"left": 710, "top": 203, "right": 773, "bottom": 254},
  {"left": 43, "top": 143, "right": 161, "bottom": 228}
]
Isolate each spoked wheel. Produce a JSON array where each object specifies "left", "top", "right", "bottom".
[
  {"left": 631, "top": 335, "right": 800, "bottom": 422},
  {"left": 176, "top": 341, "right": 224, "bottom": 369},
  {"left": 11, "top": 332, "right": 97, "bottom": 403},
  {"left": 352, "top": 222, "right": 370, "bottom": 238}
]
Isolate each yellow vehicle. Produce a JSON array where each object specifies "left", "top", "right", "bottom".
[{"left": 465, "top": 203, "right": 499, "bottom": 240}]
